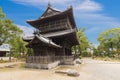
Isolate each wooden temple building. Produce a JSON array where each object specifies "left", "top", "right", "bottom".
[{"left": 23, "top": 4, "right": 79, "bottom": 69}]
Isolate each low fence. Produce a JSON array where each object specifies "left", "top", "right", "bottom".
[
  {"left": 26, "top": 56, "right": 74, "bottom": 64},
  {"left": 0, "top": 57, "right": 14, "bottom": 61}
]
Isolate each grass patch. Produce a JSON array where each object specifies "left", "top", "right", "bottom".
[
  {"left": 93, "top": 56, "right": 120, "bottom": 62},
  {"left": 0, "top": 63, "right": 25, "bottom": 72},
  {"left": 0, "top": 60, "right": 9, "bottom": 63}
]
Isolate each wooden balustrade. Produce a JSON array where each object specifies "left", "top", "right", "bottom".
[
  {"left": 26, "top": 55, "right": 74, "bottom": 64},
  {"left": 39, "top": 23, "right": 67, "bottom": 32},
  {"left": 37, "top": 19, "right": 71, "bottom": 33}
]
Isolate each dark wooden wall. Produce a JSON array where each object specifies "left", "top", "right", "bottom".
[{"left": 0, "top": 51, "right": 6, "bottom": 57}]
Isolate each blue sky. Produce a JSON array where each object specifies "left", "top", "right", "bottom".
[{"left": 0, "top": 0, "right": 120, "bottom": 46}]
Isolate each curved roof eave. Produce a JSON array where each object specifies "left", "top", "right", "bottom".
[
  {"left": 26, "top": 7, "right": 76, "bottom": 29},
  {"left": 28, "top": 34, "right": 62, "bottom": 48}
]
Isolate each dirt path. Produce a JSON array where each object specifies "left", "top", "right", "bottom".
[
  {"left": 0, "top": 62, "right": 24, "bottom": 68},
  {"left": 0, "top": 58, "right": 120, "bottom": 80}
]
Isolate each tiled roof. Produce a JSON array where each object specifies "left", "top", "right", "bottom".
[
  {"left": 0, "top": 44, "right": 10, "bottom": 52},
  {"left": 23, "top": 29, "right": 76, "bottom": 41},
  {"left": 27, "top": 34, "right": 62, "bottom": 48}
]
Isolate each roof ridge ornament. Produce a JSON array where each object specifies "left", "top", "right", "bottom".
[
  {"left": 33, "top": 29, "right": 39, "bottom": 36},
  {"left": 48, "top": 2, "right": 52, "bottom": 8},
  {"left": 67, "top": 5, "right": 73, "bottom": 9}
]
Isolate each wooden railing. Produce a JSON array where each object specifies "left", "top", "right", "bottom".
[
  {"left": 26, "top": 56, "right": 74, "bottom": 64},
  {"left": 39, "top": 23, "right": 67, "bottom": 33},
  {"left": 37, "top": 19, "right": 70, "bottom": 33}
]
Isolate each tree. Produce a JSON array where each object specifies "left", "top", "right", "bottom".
[
  {"left": 0, "top": 7, "right": 27, "bottom": 58},
  {"left": 73, "top": 28, "right": 90, "bottom": 57},
  {"left": 98, "top": 27, "right": 120, "bottom": 57},
  {"left": 9, "top": 37, "right": 27, "bottom": 58},
  {"left": 0, "top": 7, "right": 23, "bottom": 45}
]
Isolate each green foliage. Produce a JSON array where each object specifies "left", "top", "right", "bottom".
[
  {"left": 9, "top": 37, "right": 27, "bottom": 58},
  {"left": 0, "top": 7, "right": 23, "bottom": 45},
  {"left": 72, "top": 28, "right": 91, "bottom": 57},
  {"left": 97, "top": 27, "right": 120, "bottom": 58},
  {"left": 77, "top": 28, "right": 89, "bottom": 51},
  {"left": 27, "top": 48, "right": 33, "bottom": 56},
  {"left": 0, "top": 7, "right": 27, "bottom": 58},
  {"left": 13, "top": 53, "right": 21, "bottom": 58},
  {"left": 79, "top": 56, "right": 82, "bottom": 59},
  {"left": 0, "top": 59, "right": 9, "bottom": 63},
  {"left": 93, "top": 48, "right": 103, "bottom": 57}
]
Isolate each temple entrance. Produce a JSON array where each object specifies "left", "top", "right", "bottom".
[{"left": 65, "top": 48, "right": 72, "bottom": 56}]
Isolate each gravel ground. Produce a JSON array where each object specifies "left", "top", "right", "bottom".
[
  {"left": 0, "top": 58, "right": 120, "bottom": 80},
  {"left": 80, "top": 58, "right": 120, "bottom": 80}
]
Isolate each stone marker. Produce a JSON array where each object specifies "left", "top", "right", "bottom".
[
  {"left": 67, "top": 69, "right": 80, "bottom": 77},
  {"left": 55, "top": 69, "right": 80, "bottom": 77},
  {"left": 75, "top": 59, "right": 82, "bottom": 64}
]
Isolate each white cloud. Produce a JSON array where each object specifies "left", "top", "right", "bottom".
[
  {"left": 86, "top": 27, "right": 100, "bottom": 33},
  {"left": 10, "top": 0, "right": 120, "bottom": 44},
  {"left": 10, "top": 0, "right": 120, "bottom": 28},
  {"left": 16, "top": 24, "right": 34, "bottom": 36},
  {"left": 10, "top": 0, "right": 75, "bottom": 7},
  {"left": 75, "top": 0, "right": 102, "bottom": 12},
  {"left": 10, "top": 0, "right": 102, "bottom": 11},
  {"left": 76, "top": 13, "right": 120, "bottom": 28}
]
